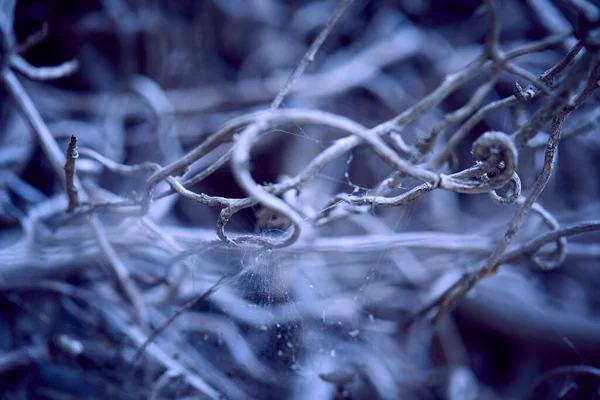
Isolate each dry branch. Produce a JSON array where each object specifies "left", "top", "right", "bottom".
[
  {"left": 2, "top": 0, "right": 600, "bottom": 399},
  {"left": 64, "top": 135, "right": 79, "bottom": 213}
]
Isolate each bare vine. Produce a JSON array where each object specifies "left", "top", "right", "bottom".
[{"left": 2, "top": 0, "right": 600, "bottom": 399}]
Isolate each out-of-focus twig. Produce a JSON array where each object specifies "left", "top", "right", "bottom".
[
  {"left": 270, "top": 0, "right": 352, "bottom": 110},
  {"left": 2, "top": 68, "right": 147, "bottom": 326},
  {"left": 0, "top": 281, "right": 222, "bottom": 400},
  {"left": 527, "top": 365, "right": 600, "bottom": 399},
  {"left": 15, "top": 22, "right": 48, "bottom": 55},
  {"left": 130, "top": 274, "right": 228, "bottom": 367},
  {"left": 10, "top": 55, "right": 79, "bottom": 81}
]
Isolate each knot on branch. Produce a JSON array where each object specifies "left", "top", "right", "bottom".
[{"left": 513, "top": 81, "right": 535, "bottom": 99}]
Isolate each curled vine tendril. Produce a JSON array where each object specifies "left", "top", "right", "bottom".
[
  {"left": 489, "top": 172, "right": 522, "bottom": 205},
  {"left": 440, "top": 130, "right": 518, "bottom": 194},
  {"left": 527, "top": 202, "right": 568, "bottom": 270}
]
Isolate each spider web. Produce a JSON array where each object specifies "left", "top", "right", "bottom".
[{"left": 179, "top": 124, "right": 423, "bottom": 399}]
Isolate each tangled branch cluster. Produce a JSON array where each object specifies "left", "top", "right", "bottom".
[{"left": 1, "top": 0, "right": 600, "bottom": 399}]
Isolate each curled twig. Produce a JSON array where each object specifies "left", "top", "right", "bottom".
[
  {"left": 231, "top": 119, "right": 305, "bottom": 248},
  {"left": 435, "top": 96, "right": 526, "bottom": 168},
  {"left": 440, "top": 131, "right": 517, "bottom": 194},
  {"left": 522, "top": 201, "right": 567, "bottom": 270},
  {"left": 501, "top": 220, "right": 600, "bottom": 266},
  {"left": 10, "top": 54, "right": 79, "bottom": 81},
  {"left": 471, "top": 131, "right": 518, "bottom": 188},
  {"left": 407, "top": 92, "right": 583, "bottom": 326},
  {"left": 489, "top": 172, "right": 521, "bottom": 205}
]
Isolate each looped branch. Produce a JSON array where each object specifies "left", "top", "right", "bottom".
[
  {"left": 530, "top": 238, "right": 567, "bottom": 270},
  {"left": 472, "top": 131, "right": 518, "bottom": 187},
  {"left": 527, "top": 202, "right": 567, "bottom": 270},
  {"left": 231, "top": 119, "right": 304, "bottom": 249},
  {"left": 440, "top": 131, "right": 518, "bottom": 194},
  {"left": 489, "top": 172, "right": 522, "bottom": 205}
]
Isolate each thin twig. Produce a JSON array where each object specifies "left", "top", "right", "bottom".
[
  {"left": 0, "top": 281, "right": 222, "bottom": 400},
  {"left": 418, "top": 74, "right": 499, "bottom": 161},
  {"left": 64, "top": 135, "right": 79, "bottom": 213},
  {"left": 2, "top": 68, "right": 147, "bottom": 326},
  {"left": 130, "top": 274, "right": 229, "bottom": 367},
  {"left": 504, "top": 32, "right": 572, "bottom": 60},
  {"left": 16, "top": 22, "right": 49, "bottom": 55},
  {"left": 512, "top": 52, "right": 596, "bottom": 148},
  {"left": 269, "top": 0, "right": 352, "bottom": 110}
]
